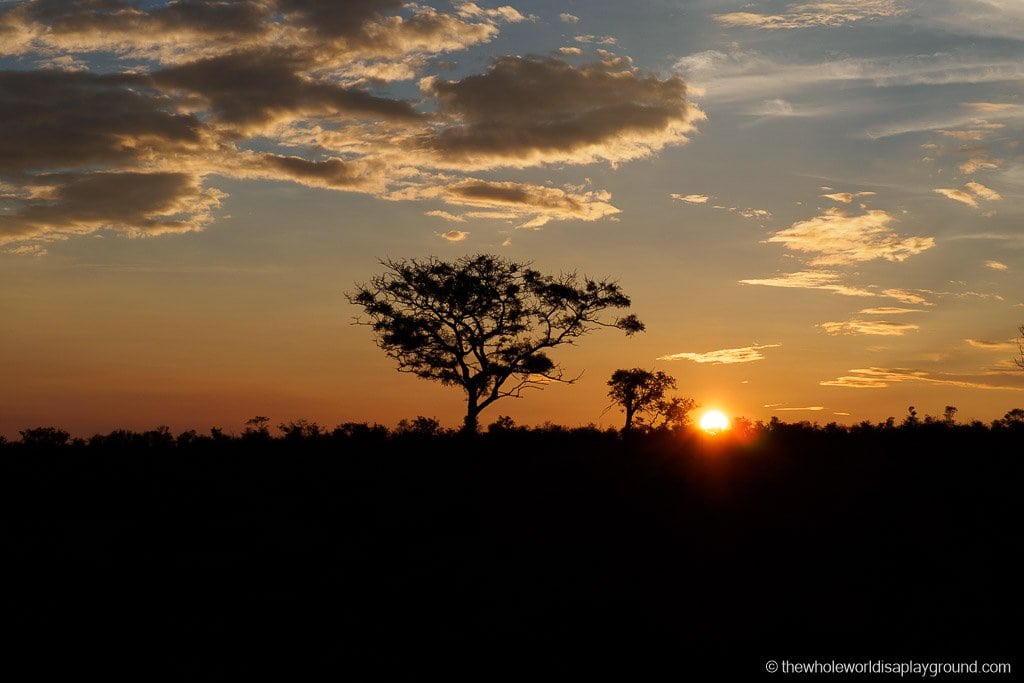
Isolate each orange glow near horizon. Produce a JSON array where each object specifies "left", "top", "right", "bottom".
[{"left": 699, "top": 409, "right": 730, "bottom": 434}]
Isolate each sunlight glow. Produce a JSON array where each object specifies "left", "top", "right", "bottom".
[{"left": 699, "top": 410, "right": 730, "bottom": 433}]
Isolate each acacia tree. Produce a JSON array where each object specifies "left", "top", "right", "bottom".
[
  {"left": 1017, "top": 324, "right": 1024, "bottom": 369},
  {"left": 348, "top": 254, "right": 644, "bottom": 433},
  {"left": 606, "top": 368, "right": 695, "bottom": 432}
]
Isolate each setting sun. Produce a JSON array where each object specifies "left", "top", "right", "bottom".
[{"left": 699, "top": 410, "right": 730, "bottom": 433}]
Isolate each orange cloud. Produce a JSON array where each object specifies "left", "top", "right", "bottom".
[
  {"left": 670, "top": 193, "right": 709, "bottom": 204},
  {"left": 934, "top": 181, "right": 1001, "bottom": 208},
  {"left": 818, "top": 319, "right": 920, "bottom": 336},
  {"left": 821, "top": 367, "right": 1024, "bottom": 391},
  {"left": 739, "top": 271, "right": 930, "bottom": 305},
  {"left": 766, "top": 208, "right": 933, "bottom": 265}
]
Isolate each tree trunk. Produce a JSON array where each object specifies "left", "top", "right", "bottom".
[
  {"left": 463, "top": 397, "right": 481, "bottom": 434},
  {"left": 623, "top": 405, "right": 635, "bottom": 432}
]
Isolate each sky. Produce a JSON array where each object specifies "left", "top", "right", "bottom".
[{"left": 2, "top": 0, "right": 1023, "bottom": 437}]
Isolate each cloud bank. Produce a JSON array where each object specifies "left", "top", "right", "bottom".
[{"left": 0, "top": 0, "right": 703, "bottom": 248}]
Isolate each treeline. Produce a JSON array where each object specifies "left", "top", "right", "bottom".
[
  {"left": 7, "top": 406, "right": 1024, "bottom": 449},
  {"left": 4, "top": 410, "right": 1022, "bottom": 680}
]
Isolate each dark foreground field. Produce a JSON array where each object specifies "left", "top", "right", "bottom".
[{"left": 4, "top": 423, "right": 1021, "bottom": 681}]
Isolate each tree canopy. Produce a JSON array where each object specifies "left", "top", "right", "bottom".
[
  {"left": 607, "top": 368, "right": 695, "bottom": 432},
  {"left": 348, "top": 254, "right": 643, "bottom": 432}
]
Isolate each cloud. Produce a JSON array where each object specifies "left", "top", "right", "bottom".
[
  {"left": 2, "top": 4, "right": 703, "bottom": 248},
  {"left": 739, "top": 271, "right": 930, "bottom": 305},
  {"left": 559, "top": 13, "right": 580, "bottom": 24},
  {"left": 574, "top": 34, "right": 617, "bottom": 45},
  {"left": 0, "top": 70, "right": 208, "bottom": 175},
  {"left": 394, "top": 179, "right": 621, "bottom": 229},
  {"left": 658, "top": 344, "right": 780, "bottom": 364},
  {"left": 821, "top": 367, "right": 1024, "bottom": 391},
  {"left": 959, "top": 157, "right": 1001, "bottom": 174},
  {"left": 913, "top": 0, "right": 1024, "bottom": 41},
  {"left": 425, "top": 210, "right": 466, "bottom": 223},
  {"left": 963, "top": 102, "right": 1017, "bottom": 113},
  {"left": 714, "top": 205, "right": 771, "bottom": 219},
  {"left": 714, "top": 0, "right": 904, "bottom": 30},
  {"left": 985, "top": 260, "right": 1009, "bottom": 271},
  {"left": 965, "top": 338, "right": 1017, "bottom": 351},
  {"left": 771, "top": 406, "right": 825, "bottom": 412},
  {"left": 253, "top": 154, "right": 385, "bottom": 191},
  {"left": 3, "top": 243, "right": 48, "bottom": 257},
  {"left": 821, "top": 191, "right": 876, "bottom": 204},
  {"left": 765, "top": 208, "right": 934, "bottom": 265},
  {"left": 933, "top": 182, "right": 1001, "bottom": 208},
  {"left": 421, "top": 56, "right": 703, "bottom": 169},
  {"left": 557, "top": 46, "right": 582, "bottom": 56},
  {"left": 818, "top": 320, "right": 920, "bottom": 336},
  {"left": 439, "top": 229, "right": 469, "bottom": 242},
  {"left": 455, "top": 3, "right": 528, "bottom": 24},
  {"left": 1, "top": 0, "right": 513, "bottom": 65},
  {"left": 670, "top": 193, "right": 708, "bottom": 204},
  {"left": 674, "top": 48, "right": 1024, "bottom": 106},
  {"left": 148, "top": 50, "right": 424, "bottom": 132},
  {"left": 859, "top": 307, "right": 924, "bottom": 315},
  {"left": 0, "top": 171, "right": 224, "bottom": 244}
]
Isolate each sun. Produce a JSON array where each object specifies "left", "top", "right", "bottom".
[{"left": 699, "top": 409, "right": 730, "bottom": 433}]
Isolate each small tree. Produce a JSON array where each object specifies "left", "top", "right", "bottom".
[
  {"left": 1016, "top": 324, "right": 1024, "bottom": 369},
  {"left": 19, "top": 426, "right": 71, "bottom": 447},
  {"left": 606, "top": 368, "right": 695, "bottom": 432},
  {"left": 348, "top": 254, "right": 643, "bottom": 433}
]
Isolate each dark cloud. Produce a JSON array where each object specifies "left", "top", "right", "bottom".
[
  {"left": 258, "top": 154, "right": 381, "bottom": 190},
  {"left": 0, "top": 0, "right": 273, "bottom": 58},
  {"left": 1, "top": 3, "right": 700, "bottom": 249},
  {"left": 0, "top": 70, "right": 203, "bottom": 174},
  {"left": 422, "top": 56, "right": 701, "bottom": 167},
  {"left": 0, "top": 171, "right": 224, "bottom": 243},
  {"left": 149, "top": 50, "right": 423, "bottom": 130},
  {"left": 22, "top": 0, "right": 269, "bottom": 36},
  {"left": 277, "top": 0, "right": 401, "bottom": 38}
]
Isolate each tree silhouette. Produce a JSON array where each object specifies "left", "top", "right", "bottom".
[
  {"left": 1016, "top": 324, "right": 1024, "bottom": 369},
  {"left": 607, "top": 368, "right": 694, "bottom": 432},
  {"left": 19, "top": 426, "right": 70, "bottom": 447},
  {"left": 348, "top": 254, "right": 644, "bottom": 432}
]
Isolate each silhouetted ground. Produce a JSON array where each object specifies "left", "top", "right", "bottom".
[{"left": 3, "top": 423, "right": 1021, "bottom": 681}]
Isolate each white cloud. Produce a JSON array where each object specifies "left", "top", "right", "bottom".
[
  {"left": 674, "top": 48, "right": 1024, "bottom": 106},
  {"left": 714, "top": 0, "right": 904, "bottom": 30},
  {"left": 559, "top": 13, "right": 580, "bottom": 24}
]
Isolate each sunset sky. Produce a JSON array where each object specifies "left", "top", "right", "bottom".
[{"left": 2, "top": 0, "right": 1023, "bottom": 437}]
